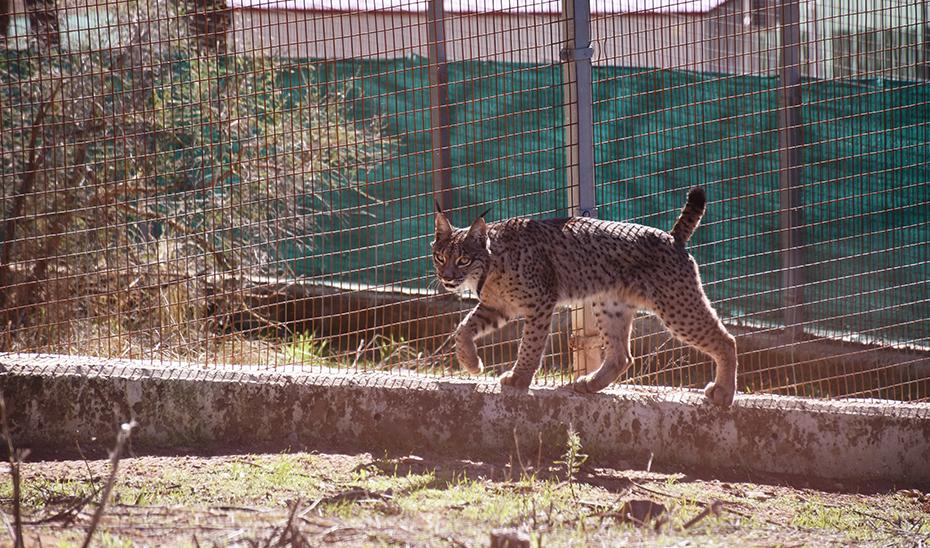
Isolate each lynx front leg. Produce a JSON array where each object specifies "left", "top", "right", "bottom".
[
  {"left": 455, "top": 303, "right": 508, "bottom": 374},
  {"left": 499, "top": 307, "right": 553, "bottom": 389}
]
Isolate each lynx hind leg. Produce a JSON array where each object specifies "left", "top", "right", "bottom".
[
  {"left": 695, "top": 324, "right": 738, "bottom": 407},
  {"left": 572, "top": 300, "right": 634, "bottom": 394},
  {"left": 654, "top": 275, "right": 738, "bottom": 407}
]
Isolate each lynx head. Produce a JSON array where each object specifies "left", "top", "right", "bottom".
[{"left": 432, "top": 205, "right": 491, "bottom": 294}]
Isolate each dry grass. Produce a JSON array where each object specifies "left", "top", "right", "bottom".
[
  {"left": 0, "top": 5, "right": 393, "bottom": 361},
  {"left": 3, "top": 449, "right": 929, "bottom": 547}
]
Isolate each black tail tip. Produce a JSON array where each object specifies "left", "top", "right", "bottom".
[{"left": 687, "top": 187, "right": 706, "bottom": 209}]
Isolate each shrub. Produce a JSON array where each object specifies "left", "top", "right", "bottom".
[{"left": 0, "top": 2, "right": 392, "bottom": 357}]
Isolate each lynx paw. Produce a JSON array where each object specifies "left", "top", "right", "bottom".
[
  {"left": 569, "top": 374, "right": 606, "bottom": 394},
  {"left": 455, "top": 346, "right": 484, "bottom": 374},
  {"left": 704, "top": 381, "right": 735, "bottom": 408},
  {"left": 498, "top": 369, "right": 532, "bottom": 390},
  {"left": 459, "top": 357, "right": 484, "bottom": 375}
]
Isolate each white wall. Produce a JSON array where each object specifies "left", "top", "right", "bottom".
[{"left": 231, "top": 8, "right": 713, "bottom": 68}]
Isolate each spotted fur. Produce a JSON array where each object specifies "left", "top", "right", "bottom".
[{"left": 432, "top": 187, "right": 738, "bottom": 407}]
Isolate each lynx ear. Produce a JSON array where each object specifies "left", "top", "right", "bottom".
[
  {"left": 435, "top": 208, "right": 453, "bottom": 241},
  {"left": 466, "top": 209, "right": 489, "bottom": 242}
]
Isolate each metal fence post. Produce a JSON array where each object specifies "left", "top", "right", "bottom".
[
  {"left": 561, "top": 0, "right": 600, "bottom": 378},
  {"left": 778, "top": 0, "right": 805, "bottom": 340},
  {"left": 920, "top": 1, "right": 929, "bottom": 80},
  {"left": 427, "top": 0, "right": 452, "bottom": 211}
]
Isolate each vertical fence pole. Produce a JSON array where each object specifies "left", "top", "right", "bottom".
[
  {"left": 778, "top": 0, "right": 805, "bottom": 340},
  {"left": 561, "top": 0, "right": 599, "bottom": 378},
  {"left": 427, "top": 0, "right": 452, "bottom": 211},
  {"left": 920, "top": 1, "right": 929, "bottom": 80}
]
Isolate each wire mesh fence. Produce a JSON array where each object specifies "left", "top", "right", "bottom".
[{"left": 0, "top": 0, "right": 927, "bottom": 401}]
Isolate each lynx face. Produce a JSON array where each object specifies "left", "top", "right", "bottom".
[{"left": 432, "top": 210, "right": 490, "bottom": 294}]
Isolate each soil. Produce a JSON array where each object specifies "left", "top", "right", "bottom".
[{"left": 3, "top": 444, "right": 929, "bottom": 547}]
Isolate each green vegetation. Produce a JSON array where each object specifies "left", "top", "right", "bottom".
[
  {"left": 555, "top": 424, "right": 588, "bottom": 496},
  {"left": 4, "top": 450, "right": 928, "bottom": 546},
  {"left": 789, "top": 495, "right": 930, "bottom": 542},
  {"left": 281, "top": 331, "right": 429, "bottom": 371},
  {"left": 285, "top": 332, "right": 331, "bottom": 366},
  {"left": 6, "top": 453, "right": 328, "bottom": 510}
]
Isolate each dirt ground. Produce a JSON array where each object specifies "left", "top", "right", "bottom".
[{"left": 3, "top": 445, "right": 929, "bottom": 547}]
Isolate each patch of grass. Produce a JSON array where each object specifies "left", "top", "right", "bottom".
[
  {"left": 790, "top": 496, "right": 930, "bottom": 541},
  {"left": 285, "top": 332, "right": 330, "bottom": 365},
  {"left": 391, "top": 473, "right": 610, "bottom": 540},
  {"left": 347, "top": 464, "right": 436, "bottom": 495},
  {"left": 792, "top": 499, "right": 877, "bottom": 539},
  {"left": 312, "top": 455, "right": 609, "bottom": 542},
  {"left": 41, "top": 533, "right": 136, "bottom": 548},
  {"left": 19, "top": 468, "right": 191, "bottom": 510},
  {"left": 92, "top": 533, "right": 135, "bottom": 548},
  {"left": 398, "top": 478, "right": 506, "bottom": 520},
  {"left": 281, "top": 331, "right": 427, "bottom": 371},
  {"left": 16, "top": 453, "right": 329, "bottom": 511},
  {"left": 8, "top": 451, "right": 929, "bottom": 547},
  {"left": 18, "top": 477, "right": 93, "bottom": 512},
  {"left": 374, "top": 334, "right": 418, "bottom": 367},
  {"left": 191, "top": 454, "right": 326, "bottom": 505}
]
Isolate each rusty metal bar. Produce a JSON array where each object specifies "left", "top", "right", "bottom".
[
  {"left": 427, "top": 0, "right": 452, "bottom": 211},
  {"left": 778, "top": 0, "right": 805, "bottom": 340},
  {"left": 562, "top": 0, "right": 599, "bottom": 377}
]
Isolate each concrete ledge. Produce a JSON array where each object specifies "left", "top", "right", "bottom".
[{"left": 2, "top": 354, "right": 929, "bottom": 486}]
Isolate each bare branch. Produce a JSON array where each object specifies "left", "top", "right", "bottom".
[
  {"left": 81, "top": 420, "right": 137, "bottom": 548},
  {"left": 0, "top": 391, "right": 26, "bottom": 548}
]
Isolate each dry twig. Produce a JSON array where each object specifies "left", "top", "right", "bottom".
[
  {"left": 682, "top": 500, "right": 723, "bottom": 529},
  {"left": 306, "top": 488, "right": 392, "bottom": 513},
  {"left": 0, "top": 392, "right": 27, "bottom": 548},
  {"left": 513, "top": 427, "right": 528, "bottom": 478},
  {"left": 274, "top": 500, "right": 311, "bottom": 547},
  {"left": 629, "top": 478, "right": 781, "bottom": 528},
  {"left": 23, "top": 494, "right": 94, "bottom": 526},
  {"left": 81, "top": 420, "right": 137, "bottom": 548}
]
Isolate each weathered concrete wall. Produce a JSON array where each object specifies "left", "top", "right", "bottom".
[{"left": 2, "top": 354, "right": 929, "bottom": 486}]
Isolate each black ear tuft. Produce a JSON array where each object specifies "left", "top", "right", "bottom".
[
  {"left": 435, "top": 200, "right": 444, "bottom": 214},
  {"left": 478, "top": 207, "right": 491, "bottom": 219}
]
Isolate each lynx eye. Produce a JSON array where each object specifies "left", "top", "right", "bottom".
[
  {"left": 434, "top": 252, "right": 446, "bottom": 264},
  {"left": 456, "top": 257, "right": 472, "bottom": 267}
]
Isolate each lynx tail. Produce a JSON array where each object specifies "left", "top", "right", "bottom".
[{"left": 670, "top": 187, "right": 706, "bottom": 246}]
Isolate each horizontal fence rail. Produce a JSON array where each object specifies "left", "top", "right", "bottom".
[{"left": 0, "top": 0, "right": 927, "bottom": 401}]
